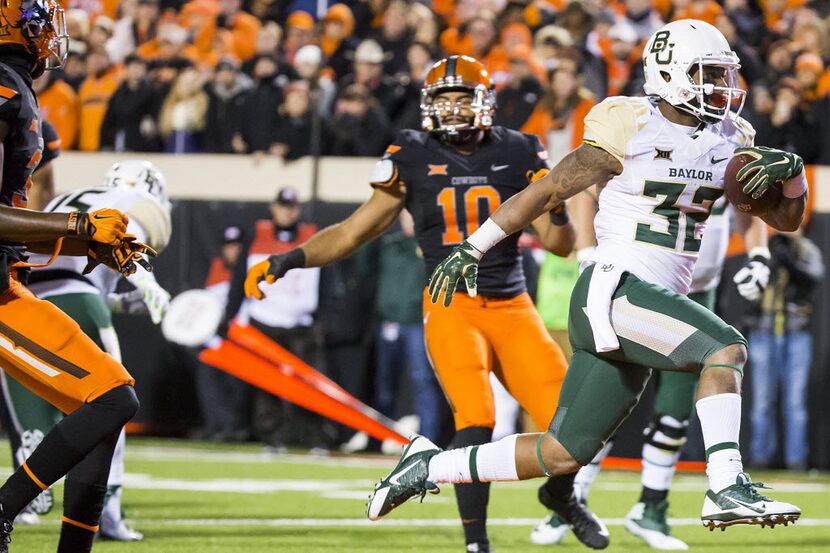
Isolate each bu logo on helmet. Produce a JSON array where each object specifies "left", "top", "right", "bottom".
[{"left": 649, "top": 30, "right": 673, "bottom": 64}]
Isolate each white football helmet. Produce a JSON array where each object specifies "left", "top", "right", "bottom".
[
  {"left": 104, "top": 160, "right": 169, "bottom": 207},
  {"left": 643, "top": 19, "right": 745, "bottom": 123}
]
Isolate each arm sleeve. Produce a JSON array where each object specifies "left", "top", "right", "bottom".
[{"left": 582, "top": 98, "right": 644, "bottom": 164}]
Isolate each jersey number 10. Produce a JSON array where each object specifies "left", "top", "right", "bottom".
[{"left": 437, "top": 185, "right": 501, "bottom": 246}]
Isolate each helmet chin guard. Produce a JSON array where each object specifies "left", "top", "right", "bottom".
[{"left": 643, "top": 19, "right": 745, "bottom": 123}]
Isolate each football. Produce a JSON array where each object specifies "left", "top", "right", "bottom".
[{"left": 723, "top": 153, "right": 782, "bottom": 216}]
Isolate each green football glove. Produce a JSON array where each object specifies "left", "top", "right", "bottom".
[
  {"left": 735, "top": 146, "right": 804, "bottom": 200},
  {"left": 428, "top": 241, "right": 482, "bottom": 307}
]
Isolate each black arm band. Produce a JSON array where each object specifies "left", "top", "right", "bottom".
[
  {"left": 271, "top": 248, "right": 306, "bottom": 271},
  {"left": 549, "top": 205, "right": 570, "bottom": 226}
]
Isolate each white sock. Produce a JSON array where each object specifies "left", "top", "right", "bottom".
[
  {"left": 641, "top": 416, "right": 686, "bottom": 493},
  {"left": 428, "top": 435, "right": 518, "bottom": 483},
  {"left": 696, "top": 393, "right": 744, "bottom": 492},
  {"left": 574, "top": 440, "right": 613, "bottom": 502}
]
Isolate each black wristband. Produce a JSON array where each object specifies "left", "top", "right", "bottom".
[
  {"left": 67, "top": 211, "right": 90, "bottom": 238},
  {"left": 269, "top": 248, "right": 306, "bottom": 273},
  {"left": 549, "top": 205, "right": 569, "bottom": 226}
]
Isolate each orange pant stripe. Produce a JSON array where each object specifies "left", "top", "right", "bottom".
[
  {"left": 21, "top": 462, "right": 48, "bottom": 491},
  {"left": 61, "top": 517, "right": 100, "bottom": 533}
]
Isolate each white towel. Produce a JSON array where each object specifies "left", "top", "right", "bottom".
[{"left": 585, "top": 263, "right": 624, "bottom": 352}]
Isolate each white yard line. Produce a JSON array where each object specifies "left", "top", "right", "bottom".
[
  {"left": 129, "top": 517, "right": 830, "bottom": 528},
  {"left": 115, "top": 472, "right": 830, "bottom": 495},
  {"left": 126, "top": 445, "right": 396, "bottom": 468}
]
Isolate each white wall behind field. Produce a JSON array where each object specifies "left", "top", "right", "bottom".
[
  {"left": 53, "top": 153, "right": 377, "bottom": 204},
  {"left": 53, "top": 153, "right": 830, "bottom": 211}
]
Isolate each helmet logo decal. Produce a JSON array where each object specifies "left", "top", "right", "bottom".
[{"left": 649, "top": 30, "right": 674, "bottom": 65}]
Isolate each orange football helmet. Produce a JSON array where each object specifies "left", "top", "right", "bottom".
[
  {"left": 0, "top": 0, "right": 68, "bottom": 71},
  {"left": 421, "top": 55, "right": 495, "bottom": 140}
]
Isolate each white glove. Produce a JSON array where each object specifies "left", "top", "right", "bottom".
[
  {"left": 108, "top": 272, "right": 171, "bottom": 324},
  {"left": 733, "top": 248, "right": 771, "bottom": 302}
]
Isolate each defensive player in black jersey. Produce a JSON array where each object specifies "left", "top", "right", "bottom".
[
  {"left": 246, "top": 56, "right": 608, "bottom": 551},
  {"left": 0, "top": 2, "right": 154, "bottom": 551}
]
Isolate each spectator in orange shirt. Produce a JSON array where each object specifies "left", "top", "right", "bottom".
[
  {"left": 671, "top": 0, "right": 723, "bottom": 24},
  {"left": 34, "top": 72, "right": 80, "bottom": 150},
  {"left": 794, "top": 52, "right": 830, "bottom": 100},
  {"left": 321, "top": 3, "right": 359, "bottom": 81},
  {"left": 77, "top": 49, "right": 124, "bottom": 151},
  {"left": 180, "top": 0, "right": 224, "bottom": 67},
  {"left": 283, "top": 11, "right": 316, "bottom": 64},
  {"left": 521, "top": 65, "right": 596, "bottom": 164},
  {"left": 109, "top": 0, "right": 160, "bottom": 63},
  {"left": 137, "top": 22, "right": 200, "bottom": 66},
  {"left": 216, "top": 0, "right": 261, "bottom": 62}
]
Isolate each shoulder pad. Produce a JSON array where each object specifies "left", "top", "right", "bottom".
[
  {"left": 583, "top": 96, "right": 649, "bottom": 163},
  {"left": 369, "top": 158, "right": 404, "bottom": 196}
]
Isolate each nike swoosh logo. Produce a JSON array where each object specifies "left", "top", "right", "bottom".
[
  {"left": 729, "top": 497, "right": 766, "bottom": 514},
  {"left": 491, "top": 164, "right": 509, "bottom": 171},
  {"left": 711, "top": 156, "right": 729, "bottom": 164},
  {"left": 389, "top": 461, "right": 420, "bottom": 486}
]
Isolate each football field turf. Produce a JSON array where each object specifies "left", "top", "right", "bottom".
[{"left": 3, "top": 439, "right": 828, "bottom": 552}]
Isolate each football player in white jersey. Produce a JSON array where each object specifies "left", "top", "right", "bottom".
[
  {"left": 368, "top": 19, "right": 806, "bottom": 532},
  {"left": 531, "top": 191, "right": 770, "bottom": 549},
  {"left": 1, "top": 160, "right": 172, "bottom": 541}
]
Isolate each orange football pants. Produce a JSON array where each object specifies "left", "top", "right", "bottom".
[
  {"left": 0, "top": 272, "right": 134, "bottom": 414},
  {"left": 423, "top": 289, "right": 567, "bottom": 431}
]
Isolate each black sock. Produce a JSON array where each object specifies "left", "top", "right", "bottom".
[
  {"left": 453, "top": 426, "right": 493, "bottom": 545},
  {"left": 0, "top": 385, "right": 137, "bottom": 519},
  {"left": 58, "top": 480, "right": 108, "bottom": 553},
  {"left": 639, "top": 486, "right": 669, "bottom": 504},
  {"left": 538, "top": 472, "right": 577, "bottom": 511},
  {"left": 58, "top": 429, "right": 120, "bottom": 553}
]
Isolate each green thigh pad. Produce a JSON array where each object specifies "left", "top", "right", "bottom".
[
  {"left": 568, "top": 266, "right": 745, "bottom": 373},
  {"left": 548, "top": 349, "right": 651, "bottom": 465}
]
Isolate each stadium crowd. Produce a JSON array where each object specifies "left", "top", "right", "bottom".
[{"left": 38, "top": 0, "right": 830, "bottom": 162}]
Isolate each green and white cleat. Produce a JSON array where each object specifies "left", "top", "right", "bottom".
[
  {"left": 366, "top": 435, "right": 441, "bottom": 521},
  {"left": 625, "top": 501, "right": 688, "bottom": 550},
  {"left": 701, "top": 473, "right": 801, "bottom": 530},
  {"left": 530, "top": 511, "right": 570, "bottom": 545}
]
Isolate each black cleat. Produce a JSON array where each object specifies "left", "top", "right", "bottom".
[
  {"left": 0, "top": 509, "right": 12, "bottom": 553},
  {"left": 540, "top": 483, "right": 609, "bottom": 549},
  {"left": 466, "top": 541, "right": 492, "bottom": 552}
]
